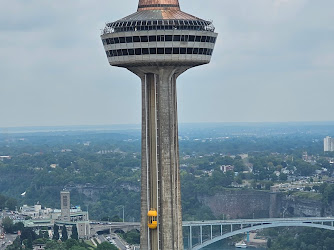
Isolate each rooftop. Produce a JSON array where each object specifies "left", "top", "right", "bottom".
[
  {"left": 103, "top": 0, "right": 214, "bottom": 34},
  {"left": 117, "top": 9, "right": 202, "bottom": 22},
  {"left": 137, "top": 0, "right": 180, "bottom": 11}
]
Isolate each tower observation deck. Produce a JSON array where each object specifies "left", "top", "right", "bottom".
[{"left": 101, "top": 1, "right": 217, "bottom": 249}]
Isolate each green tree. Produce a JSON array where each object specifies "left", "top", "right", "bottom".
[
  {"left": 324, "top": 237, "right": 334, "bottom": 250},
  {"left": 267, "top": 238, "right": 272, "bottom": 248},
  {"left": 45, "top": 240, "right": 66, "bottom": 250},
  {"left": 0, "top": 194, "right": 6, "bottom": 209},
  {"left": 13, "top": 222, "right": 24, "bottom": 233},
  {"left": 235, "top": 175, "right": 243, "bottom": 184},
  {"left": 5, "top": 236, "right": 22, "bottom": 250},
  {"left": 66, "top": 238, "right": 79, "bottom": 249},
  {"left": 69, "top": 246, "right": 87, "bottom": 250},
  {"left": 111, "top": 215, "right": 122, "bottom": 222},
  {"left": 2, "top": 216, "right": 14, "bottom": 233},
  {"left": 122, "top": 229, "right": 140, "bottom": 244},
  {"left": 21, "top": 227, "right": 38, "bottom": 249},
  {"left": 5, "top": 197, "right": 17, "bottom": 211},
  {"left": 33, "top": 238, "right": 47, "bottom": 245},
  {"left": 25, "top": 234, "right": 33, "bottom": 249},
  {"left": 279, "top": 173, "right": 288, "bottom": 181},
  {"left": 39, "top": 229, "right": 49, "bottom": 239},
  {"left": 61, "top": 225, "right": 68, "bottom": 242},
  {"left": 53, "top": 224, "right": 59, "bottom": 240},
  {"left": 71, "top": 225, "right": 79, "bottom": 240}
]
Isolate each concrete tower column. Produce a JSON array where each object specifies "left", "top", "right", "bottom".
[{"left": 131, "top": 67, "right": 187, "bottom": 250}]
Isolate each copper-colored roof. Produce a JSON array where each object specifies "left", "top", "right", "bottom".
[
  {"left": 118, "top": 9, "right": 202, "bottom": 22},
  {"left": 109, "top": 0, "right": 209, "bottom": 25},
  {"left": 138, "top": 0, "right": 180, "bottom": 11}
]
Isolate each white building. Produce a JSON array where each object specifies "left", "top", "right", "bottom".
[
  {"left": 0, "top": 156, "right": 11, "bottom": 161},
  {"left": 22, "top": 191, "right": 90, "bottom": 239},
  {"left": 220, "top": 165, "right": 234, "bottom": 173},
  {"left": 324, "top": 136, "right": 334, "bottom": 152}
]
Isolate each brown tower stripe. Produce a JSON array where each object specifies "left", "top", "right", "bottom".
[{"left": 138, "top": 4, "right": 179, "bottom": 9}]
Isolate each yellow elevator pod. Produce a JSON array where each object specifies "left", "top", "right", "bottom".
[{"left": 147, "top": 209, "right": 158, "bottom": 229}]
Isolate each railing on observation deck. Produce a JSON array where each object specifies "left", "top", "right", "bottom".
[{"left": 102, "top": 19, "right": 215, "bottom": 35}]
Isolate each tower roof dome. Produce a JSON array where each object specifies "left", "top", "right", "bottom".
[
  {"left": 103, "top": 0, "right": 215, "bottom": 33},
  {"left": 138, "top": 0, "right": 180, "bottom": 11},
  {"left": 113, "top": 0, "right": 203, "bottom": 23}
]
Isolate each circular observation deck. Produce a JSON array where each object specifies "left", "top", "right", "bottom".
[{"left": 101, "top": 9, "right": 218, "bottom": 68}]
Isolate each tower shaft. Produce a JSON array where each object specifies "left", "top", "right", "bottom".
[{"left": 135, "top": 67, "right": 184, "bottom": 249}]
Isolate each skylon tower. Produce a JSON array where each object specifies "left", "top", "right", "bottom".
[{"left": 101, "top": 1, "right": 217, "bottom": 249}]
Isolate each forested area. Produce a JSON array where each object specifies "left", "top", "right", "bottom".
[
  {"left": 0, "top": 124, "right": 334, "bottom": 221},
  {"left": 0, "top": 193, "right": 17, "bottom": 211},
  {"left": 1, "top": 123, "right": 334, "bottom": 249},
  {"left": 265, "top": 227, "right": 334, "bottom": 250}
]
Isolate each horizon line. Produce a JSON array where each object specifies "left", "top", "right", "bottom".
[{"left": 1, "top": 120, "right": 334, "bottom": 132}]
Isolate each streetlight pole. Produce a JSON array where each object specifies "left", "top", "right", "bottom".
[
  {"left": 116, "top": 205, "right": 125, "bottom": 222},
  {"left": 122, "top": 206, "right": 124, "bottom": 222}
]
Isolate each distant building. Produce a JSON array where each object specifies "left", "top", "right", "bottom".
[
  {"left": 0, "top": 156, "right": 11, "bottom": 161},
  {"left": 220, "top": 165, "right": 234, "bottom": 173},
  {"left": 302, "top": 152, "right": 316, "bottom": 163},
  {"left": 60, "top": 191, "right": 71, "bottom": 221},
  {"left": 22, "top": 191, "right": 90, "bottom": 239},
  {"left": 50, "top": 164, "right": 58, "bottom": 169},
  {"left": 33, "top": 244, "right": 45, "bottom": 250},
  {"left": 324, "top": 136, "right": 334, "bottom": 152},
  {"left": 21, "top": 204, "right": 52, "bottom": 219},
  {"left": 61, "top": 149, "right": 72, "bottom": 152}
]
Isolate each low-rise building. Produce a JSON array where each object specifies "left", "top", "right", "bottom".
[
  {"left": 20, "top": 204, "right": 53, "bottom": 219},
  {"left": 0, "top": 156, "right": 11, "bottom": 161},
  {"left": 21, "top": 191, "right": 90, "bottom": 239},
  {"left": 220, "top": 165, "right": 234, "bottom": 173}
]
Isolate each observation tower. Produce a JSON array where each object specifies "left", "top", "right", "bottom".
[{"left": 101, "top": 0, "right": 217, "bottom": 249}]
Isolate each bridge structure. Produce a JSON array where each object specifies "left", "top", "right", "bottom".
[
  {"left": 90, "top": 222, "right": 140, "bottom": 235},
  {"left": 183, "top": 217, "right": 334, "bottom": 250},
  {"left": 91, "top": 217, "right": 334, "bottom": 249}
]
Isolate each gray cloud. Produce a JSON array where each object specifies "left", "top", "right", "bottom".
[{"left": 0, "top": 0, "right": 333, "bottom": 127}]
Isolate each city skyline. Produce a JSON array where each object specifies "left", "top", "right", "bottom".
[{"left": 1, "top": 0, "right": 334, "bottom": 127}]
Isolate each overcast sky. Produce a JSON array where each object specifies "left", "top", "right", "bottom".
[{"left": 0, "top": 0, "right": 333, "bottom": 128}]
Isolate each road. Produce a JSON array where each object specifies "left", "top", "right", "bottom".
[
  {"left": 0, "top": 234, "right": 17, "bottom": 250},
  {"left": 183, "top": 216, "right": 334, "bottom": 226},
  {"left": 98, "top": 233, "right": 130, "bottom": 250},
  {"left": 112, "top": 233, "right": 130, "bottom": 250}
]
